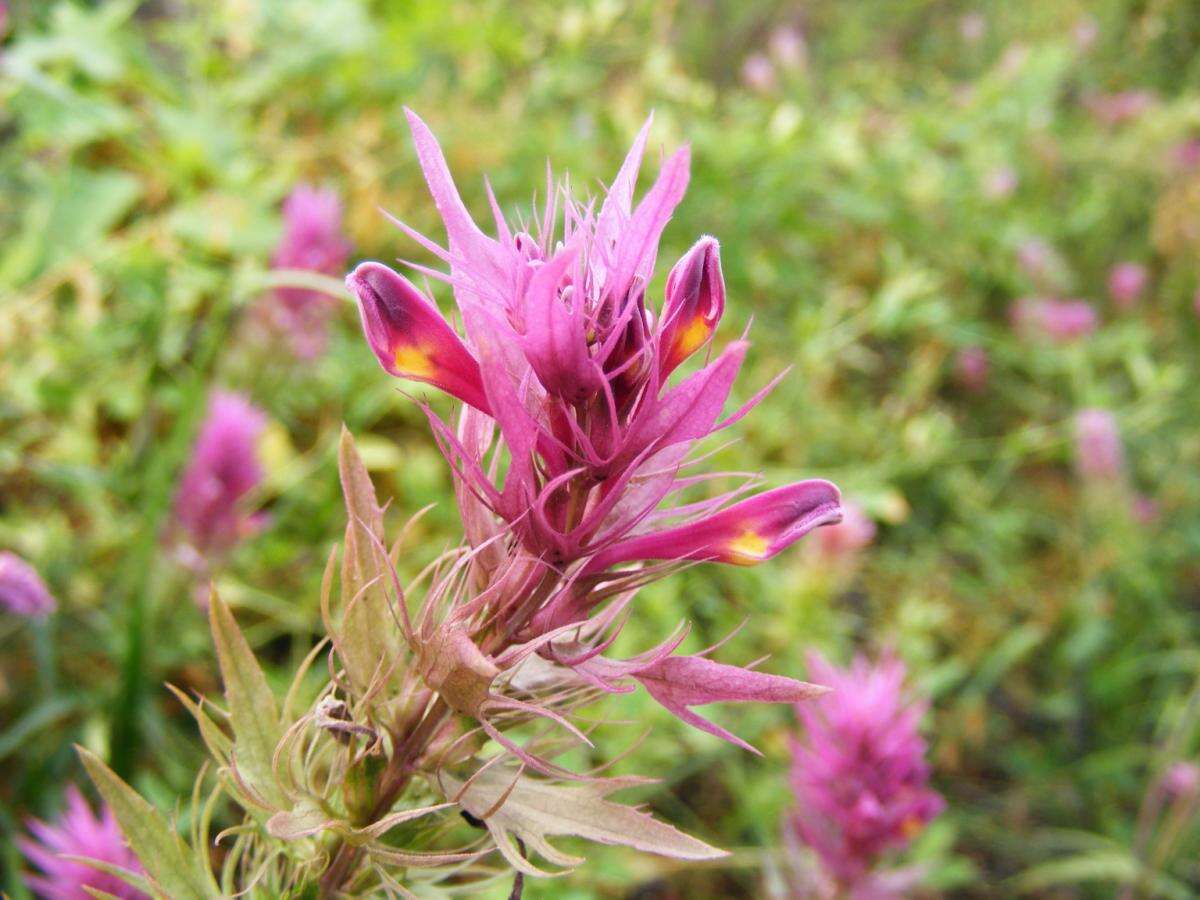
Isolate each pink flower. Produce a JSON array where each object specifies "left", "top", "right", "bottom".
[
  {"left": 768, "top": 26, "right": 807, "bottom": 72},
  {"left": 1163, "top": 762, "right": 1200, "bottom": 799},
  {"left": 789, "top": 653, "right": 943, "bottom": 891},
  {"left": 1132, "top": 494, "right": 1160, "bottom": 524},
  {"left": 269, "top": 185, "right": 352, "bottom": 359},
  {"left": 1073, "top": 16, "right": 1099, "bottom": 51},
  {"left": 1108, "top": 262, "right": 1148, "bottom": 309},
  {"left": 741, "top": 54, "right": 776, "bottom": 92},
  {"left": 1015, "top": 238, "right": 1064, "bottom": 287},
  {"left": 983, "top": 166, "right": 1017, "bottom": 200},
  {"left": 816, "top": 500, "right": 876, "bottom": 557},
  {"left": 18, "top": 786, "right": 146, "bottom": 900},
  {"left": 1074, "top": 408, "right": 1124, "bottom": 480},
  {"left": 348, "top": 112, "right": 842, "bottom": 748},
  {"left": 171, "top": 391, "right": 268, "bottom": 562},
  {"left": 0, "top": 551, "right": 55, "bottom": 618},
  {"left": 954, "top": 346, "right": 989, "bottom": 393},
  {"left": 959, "top": 12, "right": 986, "bottom": 43},
  {"left": 1172, "top": 139, "right": 1200, "bottom": 170},
  {"left": 1010, "top": 297, "right": 1098, "bottom": 342},
  {"left": 1084, "top": 90, "right": 1154, "bottom": 127}
]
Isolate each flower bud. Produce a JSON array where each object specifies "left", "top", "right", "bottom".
[
  {"left": 348, "top": 262, "right": 491, "bottom": 413},
  {"left": 659, "top": 236, "right": 725, "bottom": 379}
]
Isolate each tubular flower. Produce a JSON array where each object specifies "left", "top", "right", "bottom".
[
  {"left": 346, "top": 111, "right": 842, "bottom": 748},
  {"left": 789, "top": 653, "right": 943, "bottom": 894},
  {"left": 1107, "top": 262, "right": 1148, "bottom": 309},
  {"left": 269, "top": 184, "right": 352, "bottom": 359},
  {"left": 171, "top": 391, "right": 268, "bottom": 564},
  {"left": 18, "top": 786, "right": 146, "bottom": 900}
]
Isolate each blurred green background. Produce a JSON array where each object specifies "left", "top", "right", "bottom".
[{"left": 4, "top": 0, "right": 1200, "bottom": 895}]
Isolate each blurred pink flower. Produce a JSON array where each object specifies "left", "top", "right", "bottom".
[
  {"left": 816, "top": 501, "right": 876, "bottom": 557},
  {"left": 1163, "top": 762, "right": 1200, "bottom": 799},
  {"left": 0, "top": 551, "right": 55, "bottom": 618},
  {"left": 1107, "top": 262, "right": 1148, "bottom": 309},
  {"left": 959, "top": 12, "right": 986, "bottom": 43},
  {"left": 769, "top": 26, "right": 807, "bottom": 72},
  {"left": 1132, "top": 494, "right": 1160, "bottom": 524},
  {"left": 1073, "top": 16, "right": 1099, "bottom": 51},
  {"left": 269, "top": 185, "right": 352, "bottom": 359},
  {"left": 790, "top": 653, "right": 943, "bottom": 892},
  {"left": 18, "top": 786, "right": 146, "bottom": 900},
  {"left": 1010, "top": 297, "right": 1098, "bottom": 342},
  {"left": 1074, "top": 408, "right": 1124, "bottom": 480},
  {"left": 172, "top": 391, "right": 268, "bottom": 563},
  {"left": 1015, "top": 238, "right": 1064, "bottom": 286},
  {"left": 1085, "top": 90, "right": 1154, "bottom": 127},
  {"left": 983, "top": 166, "right": 1017, "bottom": 200},
  {"left": 1171, "top": 139, "right": 1200, "bottom": 170},
  {"left": 955, "top": 346, "right": 989, "bottom": 393},
  {"left": 742, "top": 53, "right": 777, "bottom": 92}
]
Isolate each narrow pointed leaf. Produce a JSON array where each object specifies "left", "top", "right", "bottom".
[{"left": 78, "top": 748, "right": 216, "bottom": 900}]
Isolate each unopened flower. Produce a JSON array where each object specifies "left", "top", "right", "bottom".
[
  {"left": 1108, "top": 262, "right": 1148, "bottom": 309},
  {"left": 1163, "top": 762, "right": 1200, "bottom": 799},
  {"left": 0, "top": 551, "right": 55, "bottom": 618},
  {"left": 1010, "top": 297, "right": 1098, "bottom": 342},
  {"left": 269, "top": 185, "right": 352, "bottom": 359},
  {"left": 1074, "top": 408, "right": 1124, "bottom": 480},
  {"left": 1132, "top": 493, "right": 1160, "bottom": 524},
  {"left": 18, "top": 786, "right": 146, "bottom": 900},
  {"left": 815, "top": 500, "right": 876, "bottom": 557},
  {"left": 171, "top": 391, "right": 268, "bottom": 563},
  {"left": 742, "top": 54, "right": 777, "bottom": 92},
  {"left": 789, "top": 653, "right": 943, "bottom": 892},
  {"left": 954, "top": 346, "right": 989, "bottom": 393}
]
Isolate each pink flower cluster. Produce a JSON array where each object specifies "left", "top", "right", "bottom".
[
  {"left": 269, "top": 185, "right": 352, "bottom": 359},
  {"left": 0, "top": 551, "right": 56, "bottom": 617},
  {"left": 348, "top": 112, "right": 842, "bottom": 749},
  {"left": 789, "top": 653, "right": 943, "bottom": 892},
  {"left": 171, "top": 391, "right": 268, "bottom": 564},
  {"left": 19, "top": 786, "right": 146, "bottom": 900}
]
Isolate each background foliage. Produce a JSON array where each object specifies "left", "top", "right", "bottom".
[{"left": 4, "top": 0, "right": 1200, "bottom": 895}]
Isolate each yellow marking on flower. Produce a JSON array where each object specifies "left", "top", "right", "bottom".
[
  {"left": 901, "top": 816, "right": 923, "bottom": 840},
  {"left": 671, "top": 315, "right": 713, "bottom": 362},
  {"left": 394, "top": 344, "right": 435, "bottom": 379},
  {"left": 725, "top": 530, "right": 769, "bottom": 565}
]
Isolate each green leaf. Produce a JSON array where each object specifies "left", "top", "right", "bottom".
[
  {"left": 77, "top": 748, "right": 216, "bottom": 900},
  {"left": 442, "top": 766, "right": 727, "bottom": 876},
  {"left": 336, "top": 427, "right": 402, "bottom": 694},
  {"left": 208, "top": 589, "right": 286, "bottom": 809}
]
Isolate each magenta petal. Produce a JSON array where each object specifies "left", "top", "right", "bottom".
[
  {"left": 589, "top": 480, "right": 842, "bottom": 571},
  {"left": 608, "top": 144, "right": 691, "bottom": 306},
  {"left": 635, "top": 655, "right": 828, "bottom": 752},
  {"left": 659, "top": 236, "right": 725, "bottom": 378},
  {"left": 517, "top": 243, "right": 604, "bottom": 402},
  {"left": 348, "top": 262, "right": 491, "bottom": 413}
]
